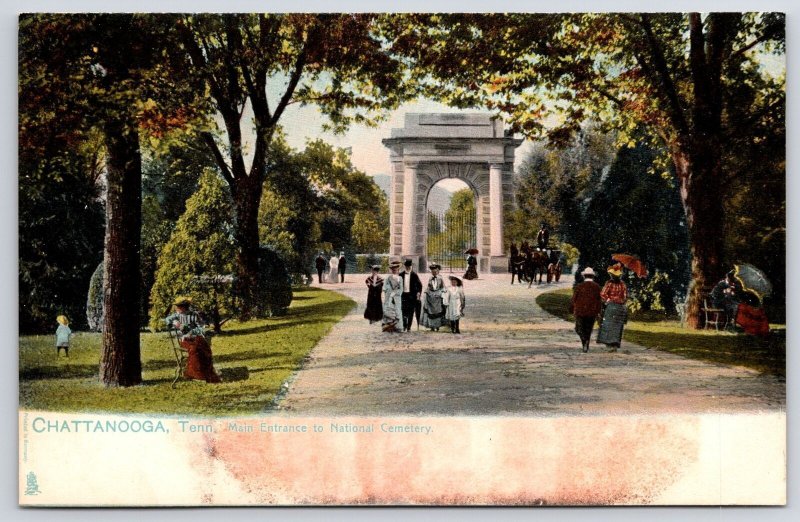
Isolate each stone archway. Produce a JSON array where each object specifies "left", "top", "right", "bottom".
[{"left": 382, "top": 113, "right": 523, "bottom": 272}]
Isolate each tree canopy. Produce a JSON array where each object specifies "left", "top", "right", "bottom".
[{"left": 386, "top": 13, "right": 785, "bottom": 326}]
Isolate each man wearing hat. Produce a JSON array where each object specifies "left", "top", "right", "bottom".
[
  {"left": 399, "top": 259, "right": 422, "bottom": 331},
  {"left": 338, "top": 251, "right": 347, "bottom": 283},
  {"left": 569, "top": 267, "right": 602, "bottom": 353},
  {"left": 315, "top": 252, "right": 327, "bottom": 284},
  {"left": 165, "top": 297, "right": 222, "bottom": 383},
  {"left": 536, "top": 223, "right": 550, "bottom": 250}
]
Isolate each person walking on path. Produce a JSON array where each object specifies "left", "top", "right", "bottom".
[
  {"left": 597, "top": 263, "right": 628, "bottom": 352},
  {"left": 166, "top": 297, "right": 222, "bottom": 383},
  {"left": 55, "top": 315, "right": 72, "bottom": 357},
  {"left": 399, "top": 259, "right": 422, "bottom": 331},
  {"left": 420, "top": 264, "right": 446, "bottom": 331},
  {"left": 328, "top": 253, "right": 339, "bottom": 284},
  {"left": 569, "top": 268, "right": 602, "bottom": 353},
  {"left": 338, "top": 252, "right": 347, "bottom": 283},
  {"left": 382, "top": 261, "right": 403, "bottom": 332},
  {"left": 443, "top": 275, "right": 466, "bottom": 333},
  {"left": 364, "top": 265, "right": 384, "bottom": 324},
  {"left": 315, "top": 253, "right": 327, "bottom": 284}
]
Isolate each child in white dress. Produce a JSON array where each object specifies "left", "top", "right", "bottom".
[{"left": 442, "top": 276, "right": 466, "bottom": 334}]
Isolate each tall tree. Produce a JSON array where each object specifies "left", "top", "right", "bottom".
[
  {"left": 388, "top": 13, "right": 785, "bottom": 327},
  {"left": 176, "top": 14, "right": 411, "bottom": 315},
  {"left": 20, "top": 14, "right": 200, "bottom": 385}
]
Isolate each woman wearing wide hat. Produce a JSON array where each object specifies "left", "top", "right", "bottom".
[
  {"left": 381, "top": 261, "right": 404, "bottom": 332},
  {"left": 420, "top": 264, "right": 446, "bottom": 331},
  {"left": 364, "top": 265, "right": 384, "bottom": 324},
  {"left": 597, "top": 263, "right": 628, "bottom": 352},
  {"left": 165, "top": 296, "right": 222, "bottom": 383}
]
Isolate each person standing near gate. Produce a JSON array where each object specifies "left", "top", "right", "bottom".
[
  {"left": 315, "top": 252, "right": 327, "bottom": 284},
  {"left": 400, "top": 259, "right": 422, "bottom": 331},
  {"left": 597, "top": 263, "right": 628, "bottom": 352},
  {"left": 338, "top": 251, "right": 347, "bottom": 283},
  {"left": 569, "top": 267, "right": 602, "bottom": 353}
]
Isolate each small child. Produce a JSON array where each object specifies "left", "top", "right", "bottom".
[
  {"left": 442, "top": 276, "right": 466, "bottom": 334},
  {"left": 55, "top": 315, "right": 72, "bottom": 357}
]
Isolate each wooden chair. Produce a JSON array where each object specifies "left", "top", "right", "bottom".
[
  {"left": 702, "top": 298, "right": 728, "bottom": 331},
  {"left": 166, "top": 328, "right": 188, "bottom": 388}
]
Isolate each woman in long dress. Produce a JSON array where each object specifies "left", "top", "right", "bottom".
[
  {"left": 328, "top": 254, "right": 339, "bottom": 283},
  {"left": 442, "top": 276, "right": 466, "bottom": 334},
  {"left": 597, "top": 263, "right": 628, "bottom": 352},
  {"left": 420, "top": 264, "right": 446, "bottom": 331},
  {"left": 364, "top": 265, "right": 384, "bottom": 324},
  {"left": 382, "top": 261, "right": 403, "bottom": 332},
  {"left": 463, "top": 254, "right": 478, "bottom": 280}
]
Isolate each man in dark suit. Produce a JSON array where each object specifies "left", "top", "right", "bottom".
[
  {"left": 569, "top": 267, "right": 602, "bottom": 353},
  {"left": 399, "top": 259, "right": 422, "bottom": 331},
  {"left": 338, "top": 252, "right": 347, "bottom": 283},
  {"left": 315, "top": 253, "right": 327, "bottom": 284}
]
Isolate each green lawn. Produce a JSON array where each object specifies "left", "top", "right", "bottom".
[
  {"left": 537, "top": 288, "right": 786, "bottom": 378},
  {"left": 19, "top": 287, "right": 355, "bottom": 415}
]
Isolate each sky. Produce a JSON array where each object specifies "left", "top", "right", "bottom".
[{"left": 237, "top": 88, "right": 537, "bottom": 192}]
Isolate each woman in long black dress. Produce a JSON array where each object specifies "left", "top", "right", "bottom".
[
  {"left": 364, "top": 265, "right": 384, "bottom": 324},
  {"left": 463, "top": 254, "right": 478, "bottom": 280}
]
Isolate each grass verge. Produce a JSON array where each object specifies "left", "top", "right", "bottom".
[
  {"left": 536, "top": 288, "right": 785, "bottom": 378},
  {"left": 19, "top": 287, "right": 355, "bottom": 415}
]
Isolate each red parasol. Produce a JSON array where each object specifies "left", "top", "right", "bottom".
[
  {"left": 464, "top": 248, "right": 479, "bottom": 255},
  {"left": 611, "top": 254, "right": 648, "bottom": 278}
]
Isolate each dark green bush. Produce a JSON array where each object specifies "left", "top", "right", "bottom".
[{"left": 256, "top": 246, "right": 293, "bottom": 317}]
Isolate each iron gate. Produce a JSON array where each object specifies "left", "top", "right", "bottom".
[{"left": 427, "top": 209, "right": 476, "bottom": 272}]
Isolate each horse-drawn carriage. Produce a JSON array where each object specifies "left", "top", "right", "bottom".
[{"left": 511, "top": 247, "right": 562, "bottom": 285}]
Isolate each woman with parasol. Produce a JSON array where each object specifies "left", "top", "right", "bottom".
[
  {"left": 463, "top": 248, "right": 479, "bottom": 280},
  {"left": 597, "top": 263, "right": 628, "bottom": 352}
]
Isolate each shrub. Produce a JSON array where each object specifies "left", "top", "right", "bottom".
[
  {"left": 627, "top": 271, "right": 676, "bottom": 316},
  {"left": 149, "top": 170, "right": 237, "bottom": 332}
]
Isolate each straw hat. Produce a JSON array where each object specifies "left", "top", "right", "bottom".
[
  {"left": 56, "top": 315, "right": 69, "bottom": 326},
  {"left": 389, "top": 261, "right": 402, "bottom": 270},
  {"left": 607, "top": 263, "right": 623, "bottom": 277},
  {"left": 173, "top": 296, "right": 192, "bottom": 307},
  {"left": 371, "top": 264, "right": 381, "bottom": 271},
  {"left": 581, "top": 267, "right": 596, "bottom": 277},
  {"left": 429, "top": 263, "right": 441, "bottom": 270},
  {"left": 448, "top": 275, "right": 463, "bottom": 286}
]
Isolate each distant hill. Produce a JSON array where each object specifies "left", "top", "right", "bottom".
[{"left": 371, "top": 174, "right": 453, "bottom": 214}]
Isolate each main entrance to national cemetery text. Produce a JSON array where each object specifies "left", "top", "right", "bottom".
[{"left": 382, "top": 113, "right": 523, "bottom": 273}]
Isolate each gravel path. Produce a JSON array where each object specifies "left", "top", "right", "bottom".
[{"left": 279, "top": 273, "right": 785, "bottom": 416}]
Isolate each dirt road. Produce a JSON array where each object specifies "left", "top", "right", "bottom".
[{"left": 279, "top": 273, "right": 785, "bottom": 416}]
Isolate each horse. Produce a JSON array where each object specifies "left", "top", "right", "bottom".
[{"left": 525, "top": 250, "right": 549, "bottom": 286}]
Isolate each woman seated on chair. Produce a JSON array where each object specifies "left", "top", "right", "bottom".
[{"left": 165, "top": 297, "right": 222, "bottom": 383}]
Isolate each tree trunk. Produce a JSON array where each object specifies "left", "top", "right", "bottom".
[
  {"left": 673, "top": 146, "right": 725, "bottom": 329},
  {"left": 232, "top": 175, "right": 263, "bottom": 318},
  {"left": 100, "top": 118, "right": 143, "bottom": 386}
]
